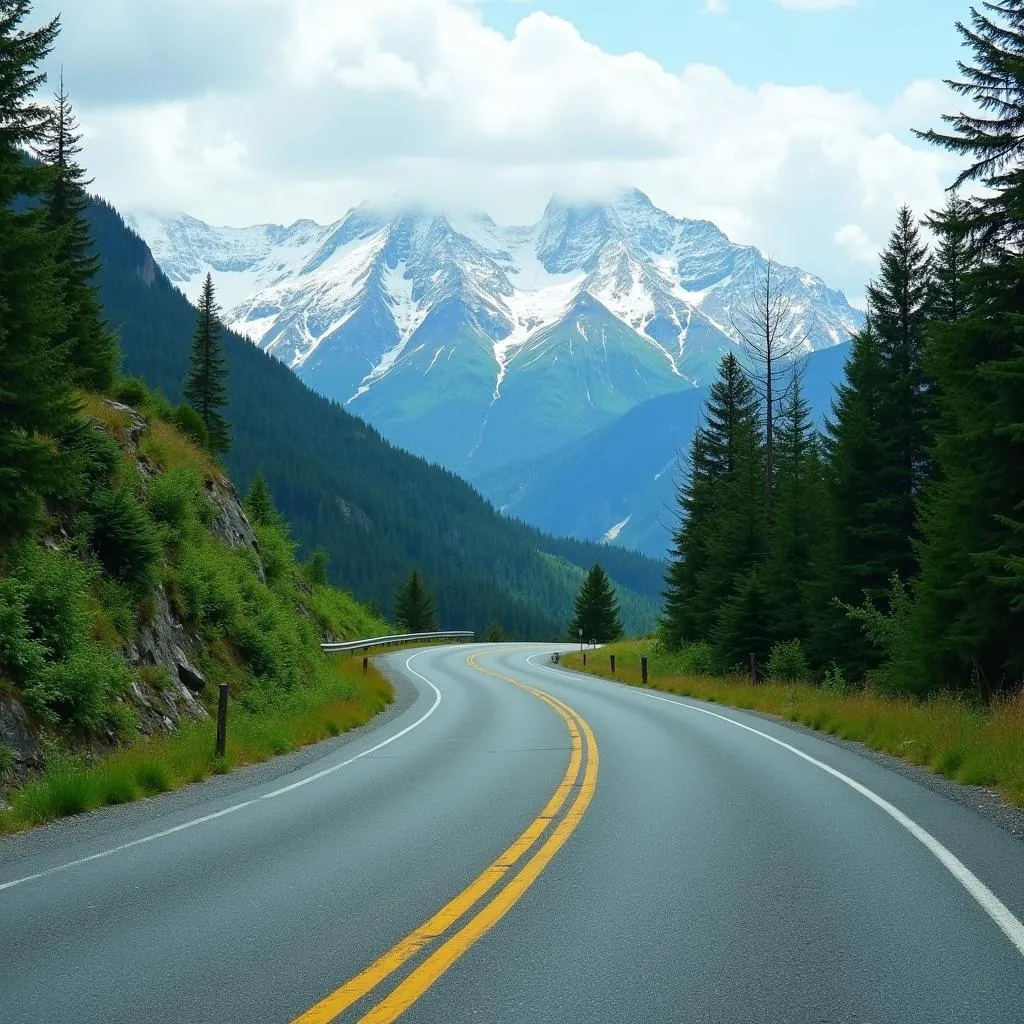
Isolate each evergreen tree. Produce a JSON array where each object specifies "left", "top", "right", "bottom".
[
  {"left": 924, "top": 193, "right": 978, "bottom": 324},
  {"left": 394, "top": 569, "right": 439, "bottom": 633},
  {"left": 869, "top": 206, "right": 934, "bottom": 583},
  {"left": 36, "top": 71, "right": 118, "bottom": 392},
  {"left": 244, "top": 471, "right": 280, "bottom": 528},
  {"left": 484, "top": 619, "right": 506, "bottom": 643},
  {"left": 183, "top": 273, "right": 230, "bottom": 454},
  {"left": 568, "top": 564, "right": 623, "bottom": 643},
  {"left": 809, "top": 325, "right": 892, "bottom": 679},
  {"left": 906, "top": 2, "right": 1024, "bottom": 693},
  {"left": 762, "top": 368, "right": 826, "bottom": 646},
  {"left": 710, "top": 567, "right": 773, "bottom": 674},
  {"left": 661, "top": 353, "right": 764, "bottom": 648},
  {"left": 0, "top": 4, "right": 75, "bottom": 546}
]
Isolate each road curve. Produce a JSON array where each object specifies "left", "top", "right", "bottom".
[{"left": 2, "top": 643, "right": 1023, "bottom": 1023}]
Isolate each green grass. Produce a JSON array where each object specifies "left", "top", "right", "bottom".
[
  {"left": 566, "top": 641, "right": 1024, "bottom": 808},
  {"left": 0, "top": 655, "right": 393, "bottom": 835}
]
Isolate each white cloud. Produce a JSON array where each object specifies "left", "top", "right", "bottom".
[{"left": 43, "top": 0, "right": 959, "bottom": 303}]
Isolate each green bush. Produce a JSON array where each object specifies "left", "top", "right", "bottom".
[
  {"left": 767, "top": 639, "right": 809, "bottom": 682},
  {"left": 148, "top": 466, "right": 210, "bottom": 535},
  {"left": 11, "top": 545, "right": 92, "bottom": 661},
  {"left": 57, "top": 421, "right": 123, "bottom": 505},
  {"left": 253, "top": 522, "right": 296, "bottom": 588},
  {"left": 170, "top": 405, "right": 210, "bottom": 450},
  {"left": 135, "top": 761, "right": 171, "bottom": 795},
  {"left": 0, "top": 577, "right": 49, "bottom": 687},
  {"left": 144, "top": 389, "right": 174, "bottom": 422},
  {"left": 22, "top": 643, "right": 133, "bottom": 732},
  {"left": 822, "top": 662, "right": 847, "bottom": 695},
  {"left": 679, "top": 641, "right": 715, "bottom": 676},
  {"left": 304, "top": 548, "right": 330, "bottom": 586},
  {"left": 89, "top": 486, "right": 161, "bottom": 590},
  {"left": 178, "top": 541, "right": 244, "bottom": 631},
  {"left": 114, "top": 376, "right": 150, "bottom": 408}
]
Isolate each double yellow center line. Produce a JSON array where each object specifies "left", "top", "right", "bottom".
[{"left": 291, "top": 652, "right": 598, "bottom": 1024}]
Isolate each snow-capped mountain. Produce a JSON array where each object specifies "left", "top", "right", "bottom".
[{"left": 128, "top": 190, "right": 863, "bottom": 477}]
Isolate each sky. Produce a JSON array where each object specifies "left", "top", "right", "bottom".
[{"left": 37, "top": 0, "right": 976, "bottom": 304}]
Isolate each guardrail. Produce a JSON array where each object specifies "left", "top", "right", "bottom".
[{"left": 320, "top": 631, "right": 475, "bottom": 653}]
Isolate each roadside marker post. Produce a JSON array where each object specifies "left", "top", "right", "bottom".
[
  {"left": 750, "top": 653, "right": 758, "bottom": 686},
  {"left": 610, "top": 654, "right": 616, "bottom": 674},
  {"left": 362, "top": 656, "right": 369, "bottom": 673},
  {"left": 641, "top": 656, "right": 648, "bottom": 685},
  {"left": 215, "top": 683, "right": 229, "bottom": 759}
]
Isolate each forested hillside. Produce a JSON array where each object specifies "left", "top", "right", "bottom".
[
  {"left": 87, "top": 197, "right": 662, "bottom": 638},
  {"left": 0, "top": 6, "right": 393, "bottom": 802},
  {"left": 660, "top": 2, "right": 1024, "bottom": 699}
]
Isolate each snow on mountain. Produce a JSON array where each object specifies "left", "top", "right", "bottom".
[{"left": 128, "top": 190, "right": 863, "bottom": 477}]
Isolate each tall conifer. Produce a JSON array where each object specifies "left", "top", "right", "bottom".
[
  {"left": 184, "top": 273, "right": 230, "bottom": 454},
  {"left": 36, "top": 71, "right": 118, "bottom": 392},
  {"left": 568, "top": 565, "right": 623, "bottom": 644},
  {"left": 0, "top": 4, "right": 75, "bottom": 545},
  {"left": 763, "top": 369, "right": 825, "bottom": 645},
  {"left": 660, "top": 353, "right": 763, "bottom": 647},
  {"left": 869, "top": 206, "right": 933, "bottom": 583},
  {"left": 808, "top": 325, "right": 891, "bottom": 678},
  {"left": 908, "top": 1, "right": 1024, "bottom": 692}
]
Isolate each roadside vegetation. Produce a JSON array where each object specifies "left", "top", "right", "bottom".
[
  {"left": 0, "top": 656, "right": 392, "bottom": 835},
  {"left": 566, "top": 641, "right": 1024, "bottom": 808}
]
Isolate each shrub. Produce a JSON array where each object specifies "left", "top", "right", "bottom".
[
  {"left": 170, "top": 405, "right": 210, "bottom": 450},
  {"left": 767, "top": 639, "right": 809, "bottom": 682},
  {"left": 22, "top": 643, "right": 133, "bottom": 732},
  {"left": 57, "top": 421, "right": 123, "bottom": 505},
  {"left": 178, "top": 542, "right": 243, "bottom": 631},
  {"left": 11, "top": 545, "right": 92, "bottom": 661},
  {"left": 89, "top": 486, "right": 161, "bottom": 590},
  {"left": 822, "top": 662, "right": 847, "bottom": 695},
  {"left": 114, "top": 376, "right": 150, "bottom": 408},
  {"left": 253, "top": 522, "right": 296, "bottom": 588},
  {"left": 147, "top": 466, "right": 210, "bottom": 535},
  {"left": 144, "top": 389, "right": 174, "bottom": 422},
  {"left": 304, "top": 548, "right": 330, "bottom": 586},
  {"left": 0, "top": 577, "right": 49, "bottom": 688},
  {"left": 679, "top": 641, "right": 715, "bottom": 676}
]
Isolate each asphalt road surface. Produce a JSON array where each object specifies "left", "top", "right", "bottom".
[{"left": 3, "top": 643, "right": 1024, "bottom": 1023}]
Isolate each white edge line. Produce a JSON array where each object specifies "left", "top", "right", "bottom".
[
  {"left": 0, "top": 651, "right": 444, "bottom": 894},
  {"left": 526, "top": 654, "right": 1024, "bottom": 960}
]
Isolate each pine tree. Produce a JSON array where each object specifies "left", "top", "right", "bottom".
[
  {"left": 660, "top": 354, "right": 764, "bottom": 648},
  {"left": 924, "top": 193, "right": 977, "bottom": 324},
  {"left": 869, "top": 206, "right": 934, "bottom": 583},
  {"left": 729, "top": 257, "right": 806, "bottom": 525},
  {"left": 710, "top": 567, "right": 773, "bottom": 674},
  {"left": 183, "top": 274, "right": 230, "bottom": 454},
  {"left": 906, "top": 2, "right": 1024, "bottom": 693},
  {"left": 36, "top": 71, "right": 118, "bottom": 392},
  {"left": 808, "top": 325, "right": 892, "bottom": 679},
  {"left": 244, "top": 471, "right": 280, "bottom": 528},
  {"left": 763, "top": 368, "right": 826, "bottom": 646},
  {"left": 568, "top": 564, "right": 623, "bottom": 643},
  {"left": 394, "top": 569, "right": 439, "bottom": 633},
  {"left": 0, "top": 4, "right": 76, "bottom": 546}
]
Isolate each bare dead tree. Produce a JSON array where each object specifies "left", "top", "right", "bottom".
[{"left": 728, "top": 257, "right": 808, "bottom": 527}]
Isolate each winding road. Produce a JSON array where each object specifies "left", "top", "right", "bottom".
[{"left": 2, "top": 643, "right": 1023, "bottom": 1023}]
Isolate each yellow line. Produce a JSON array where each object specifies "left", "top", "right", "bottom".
[
  {"left": 290, "top": 652, "right": 592, "bottom": 1024},
  {"left": 357, "top": 662, "right": 599, "bottom": 1023}
]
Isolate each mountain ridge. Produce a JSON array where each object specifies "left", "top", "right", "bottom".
[{"left": 128, "top": 190, "right": 864, "bottom": 477}]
